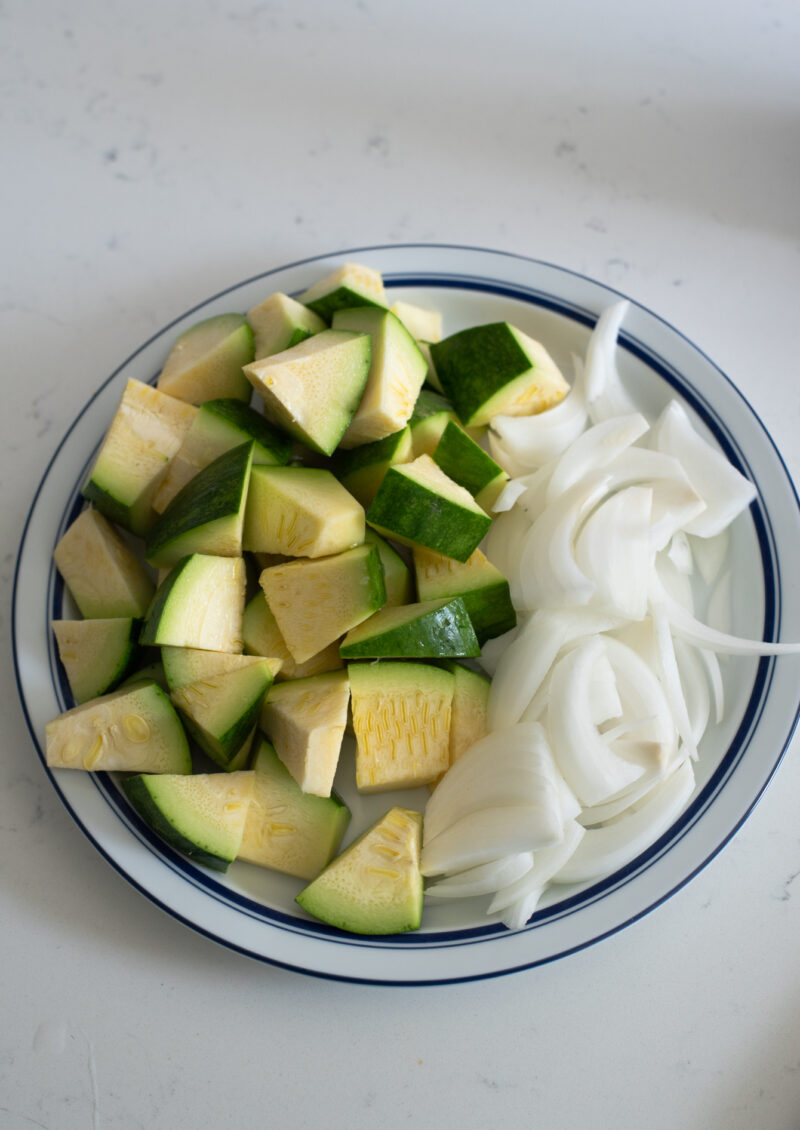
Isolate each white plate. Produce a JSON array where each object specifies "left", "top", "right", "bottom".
[{"left": 12, "top": 244, "right": 800, "bottom": 984}]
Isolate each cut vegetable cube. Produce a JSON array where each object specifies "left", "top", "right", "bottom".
[
  {"left": 82, "top": 378, "right": 198, "bottom": 535},
  {"left": 145, "top": 442, "right": 254, "bottom": 568},
  {"left": 332, "top": 426, "right": 413, "bottom": 507},
  {"left": 332, "top": 307, "right": 428, "bottom": 447},
  {"left": 430, "top": 322, "right": 569, "bottom": 427},
  {"left": 241, "top": 592, "right": 345, "bottom": 680},
  {"left": 157, "top": 313, "right": 254, "bottom": 404},
  {"left": 366, "top": 455, "right": 491, "bottom": 563},
  {"left": 53, "top": 617, "right": 140, "bottom": 704},
  {"left": 259, "top": 544, "right": 386, "bottom": 664},
  {"left": 298, "top": 261, "right": 387, "bottom": 323},
  {"left": 122, "top": 771, "right": 255, "bottom": 871},
  {"left": 243, "top": 329, "right": 371, "bottom": 455},
  {"left": 408, "top": 389, "right": 458, "bottom": 458},
  {"left": 140, "top": 554, "right": 246, "bottom": 652},
  {"left": 260, "top": 670, "right": 350, "bottom": 797},
  {"left": 364, "top": 529, "right": 413, "bottom": 606},
  {"left": 170, "top": 658, "right": 275, "bottom": 770},
  {"left": 296, "top": 806, "right": 423, "bottom": 935},
  {"left": 54, "top": 508, "right": 155, "bottom": 619},
  {"left": 390, "top": 300, "right": 442, "bottom": 344},
  {"left": 340, "top": 597, "right": 480, "bottom": 659},
  {"left": 238, "top": 738, "right": 351, "bottom": 878},
  {"left": 432, "top": 421, "right": 509, "bottom": 511},
  {"left": 161, "top": 646, "right": 282, "bottom": 692},
  {"left": 243, "top": 466, "right": 365, "bottom": 558},
  {"left": 413, "top": 546, "right": 516, "bottom": 645},
  {"left": 350, "top": 661, "right": 454, "bottom": 792},
  {"left": 441, "top": 660, "right": 491, "bottom": 765},
  {"left": 247, "top": 292, "right": 326, "bottom": 359},
  {"left": 46, "top": 681, "right": 191, "bottom": 773}
]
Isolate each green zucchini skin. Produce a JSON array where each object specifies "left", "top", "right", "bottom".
[
  {"left": 432, "top": 421, "right": 506, "bottom": 500},
  {"left": 200, "top": 399, "right": 292, "bottom": 464},
  {"left": 430, "top": 322, "right": 530, "bottom": 425},
  {"left": 304, "top": 287, "right": 385, "bottom": 324},
  {"left": 340, "top": 597, "right": 480, "bottom": 659},
  {"left": 144, "top": 442, "right": 253, "bottom": 566},
  {"left": 121, "top": 775, "right": 231, "bottom": 871},
  {"left": 140, "top": 556, "right": 192, "bottom": 646},
  {"left": 459, "top": 584, "right": 517, "bottom": 646}
]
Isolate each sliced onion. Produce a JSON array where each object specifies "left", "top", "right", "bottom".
[
  {"left": 491, "top": 478, "right": 528, "bottom": 513},
  {"left": 666, "top": 531, "right": 693, "bottom": 575},
  {"left": 653, "top": 578, "right": 800, "bottom": 656},
  {"left": 488, "top": 820, "right": 586, "bottom": 920},
  {"left": 672, "top": 637, "right": 712, "bottom": 743},
  {"left": 424, "top": 853, "right": 534, "bottom": 899},
  {"left": 488, "top": 355, "right": 589, "bottom": 470},
  {"left": 553, "top": 760, "right": 696, "bottom": 885},
  {"left": 699, "top": 647, "right": 725, "bottom": 723},
  {"left": 546, "top": 413, "right": 649, "bottom": 503},
  {"left": 653, "top": 400, "right": 757, "bottom": 537},
  {"left": 604, "top": 447, "right": 706, "bottom": 549},
  {"left": 689, "top": 528, "right": 730, "bottom": 586},
  {"left": 477, "top": 623, "right": 520, "bottom": 677},
  {"left": 652, "top": 600, "right": 698, "bottom": 761},
  {"left": 483, "top": 506, "right": 530, "bottom": 608},
  {"left": 584, "top": 301, "right": 638, "bottom": 423},
  {"left": 487, "top": 431, "right": 534, "bottom": 478},
  {"left": 577, "top": 761, "right": 679, "bottom": 826},
  {"left": 575, "top": 485, "right": 654, "bottom": 621},
  {"left": 420, "top": 805, "right": 563, "bottom": 877}
]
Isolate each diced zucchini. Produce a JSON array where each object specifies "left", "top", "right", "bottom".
[
  {"left": 440, "top": 660, "right": 490, "bottom": 765},
  {"left": 349, "top": 661, "right": 454, "bottom": 792},
  {"left": 366, "top": 455, "right": 491, "bottom": 564},
  {"left": 140, "top": 554, "right": 246, "bottom": 652},
  {"left": 260, "top": 670, "right": 350, "bottom": 797},
  {"left": 259, "top": 544, "right": 386, "bottom": 664},
  {"left": 161, "top": 646, "right": 282, "bottom": 692},
  {"left": 243, "top": 466, "right": 365, "bottom": 558},
  {"left": 340, "top": 597, "right": 480, "bottom": 659},
  {"left": 156, "top": 313, "right": 254, "bottom": 404},
  {"left": 145, "top": 442, "right": 254, "bottom": 568},
  {"left": 430, "top": 322, "right": 569, "bottom": 427},
  {"left": 390, "top": 301, "right": 442, "bottom": 344},
  {"left": 238, "top": 737, "right": 351, "bottom": 878},
  {"left": 295, "top": 806, "right": 423, "bottom": 935},
  {"left": 153, "top": 398, "right": 291, "bottom": 513},
  {"left": 81, "top": 378, "right": 198, "bottom": 535},
  {"left": 241, "top": 592, "right": 344, "bottom": 680},
  {"left": 243, "top": 329, "right": 371, "bottom": 456},
  {"left": 298, "top": 261, "right": 387, "bottom": 323},
  {"left": 121, "top": 771, "right": 255, "bottom": 871},
  {"left": 332, "top": 307, "right": 428, "bottom": 447},
  {"left": 119, "top": 661, "right": 169, "bottom": 692},
  {"left": 53, "top": 617, "right": 140, "bottom": 704},
  {"left": 332, "top": 426, "right": 413, "bottom": 507},
  {"left": 432, "top": 421, "right": 509, "bottom": 511},
  {"left": 46, "top": 680, "right": 191, "bottom": 773},
  {"left": 54, "top": 508, "right": 155, "bottom": 619},
  {"left": 419, "top": 342, "right": 443, "bottom": 393},
  {"left": 408, "top": 389, "right": 458, "bottom": 457},
  {"left": 363, "top": 529, "right": 413, "bottom": 606},
  {"left": 170, "top": 659, "right": 275, "bottom": 770},
  {"left": 247, "top": 292, "right": 326, "bottom": 359},
  {"left": 413, "top": 546, "right": 517, "bottom": 645}
]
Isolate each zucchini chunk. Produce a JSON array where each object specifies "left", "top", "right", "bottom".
[
  {"left": 170, "top": 658, "right": 275, "bottom": 770},
  {"left": 121, "top": 771, "right": 255, "bottom": 871},
  {"left": 247, "top": 292, "right": 326, "bottom": 359},
  {"left": 440, "top": 660, "right": 491, "bottom": 766},
  {"left": 145, "top": 442, "right": 254, "bottom": 568},
  {"left": 296, "top": 806, "right": 423, "bottom": 935},
  {"left": 81, "top": 378, "right": 198, "bottom": 535},
  {"left": 332, "top": 426, "right": 413, "bottom": 507},
  {"left": 340, "top": 597, "right": 480, "bottom": 659},
  {"left": 413, "top": 546, "right": 517, "bottom": 645},
  {"left": 243, "top": 466, "right": 365, "bottom": 558},
  {"left": 260, "top": 670, "right": 350, "bottom": 797},
  {"left": 238, "top": 737, "right": 351, "bottom": 878},
  {"left": 298, "top": 261, "right": 387, "bottom": 323},
  {"left": 140, "top": 554, "right": 246, "bottom": 652},
  {"left": 259, "top": 544, "right": 386, "bottom": 664},
  {"left": 408, "top": 389, "right": 458, "bottom": 458},
  {"left": 332, "top": 307, "right": 428, "bottom": 448},
  {"left": 389, "top": 300, "right": 442, "bottom": 344},
  {"left": 241, "top": 592, "right": 344, "bottom": 680},
  {"left": 349, "top": 661, "right": 454, "bottom": 792},
  {"left": 54, "top": 508, "right": 155, "bottom": 619},
  {"left": 432, "top": 421, "right": 509, "bottom": 511},
  {"left": 53, "top": 617, "right": 140, "bottom": 704},
  {"left": 161, "top": 646, "right": 282, "bottom": 691},
  {"left": 156, "top": 313, "right": 254, "bottom": 404},
  {"left": 153, "top": 398, "right": 291, "bottom": 513},
  {"left": 46, "top": 680, "right": 191, "bottom": 773},
  {"left": 430, "top": 322, "right": 569, "bottom": 427},
  {"left": 363, "top": 529, "right": 413, "bottom": 607},
  {"left": 243, "top": 329, "right": 371, "bottom": 456},
  {"left": 366, "top": 455, "right": 491, "bottom": 564}
]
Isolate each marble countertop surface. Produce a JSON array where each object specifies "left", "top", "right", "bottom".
[{"left": 3, "top": 1, "right": 800, "bottom": 1127}]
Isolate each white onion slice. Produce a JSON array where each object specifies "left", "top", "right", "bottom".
[
  {"left": 487, "top": 431, "right": 533, "bottom": 478},
  {"left": 584, "top": 301, "right": 638, "bottom": 423},
  {"left": 666, "top": 531, "right": 694, "bottom": 575},
  {"left": 488, "top": 355, "right": 589, "bottom": 470},
  {"left": 654, "top": 579, "right": 800, "bottom": 656},
  {"left": 699, "top": 647, "right": 725, "bottom": 723},
  {"left": 689, "top": 528, "right": 730, "bottom": 586},
  {"left": 604, "top": 447, "right": 707, "bottom": 549},
  {"left": 489, "top": 820, "right": 586, "bottom": 921},
  {"left": 652, "top": 601, "right": 698, "bottom": 761},
  {"left": 576, "top": 485, "right": 654, "bottom": 621},
  {"left": 478, "top": 624, "right": 520, "bottom": 677},
  {"left": 491, "top": 478, "right": 528, "bottom": 513},
  {"left": 553, "top": 760, "right": 696, "bottom": 885},
  {"left": 483, "top": 506, "right": 530, "bottom": 608},
  {"left": 420, "top": 806, "right": 563, "bottom": 877},
  {"left": 653, "top": 400, "right": 757, "bottom": 537},
  {"left": 546, "top": 413, "right": 649, "bottom": 503},
  {"left": 424, "top": 853, "right": 534, "bottom": 899},
  {"left": 602, "top": 635, "right": 678, "bottom": 758},
  {"left": 672, "top": 638, "right": 712, "bottom": 743}
]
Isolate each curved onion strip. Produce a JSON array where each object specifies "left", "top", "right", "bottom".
[
  {"left": 488, "top": 609, "right": 621, "bottom": 731},
  {"left": 584, "top": 301, "right": 638, "bottom": 423},
  {"left": 604, "top": 447, "right": 706, "bottom": 549},
  {"left": 489, "top": 820, "right": 586, "bottom": 919},
  {"left": 497, "top": 889, "right": 545, "bottom": 931},
  {"left": 488, "top": 355, "right": 588, "bottom": 470},
  {"left": 652, "top": 601, "right": 698, "bottom": 761},
  {"left": 589, "top": 650, "right": 623, "bottom": 724},
  {"left": 577, "top": 757, "right": 681, "bottom": 826},
  {"left": 553, "top": 760, "right": 696, "bottom": 885},
  {"left": 491, "top": 478, "right": 528, "bottom": 513},
  {"left": 666, "top": 531, "right": 693, "bottom": 575},
  {"left": 653, "top": 400, "right": 757, "bottom": 537},
  {"left": 424, "top": 853, "right": 534, "bottom": 899},
  {"left": 518, "top": 474, "right": 612, "bottom": 610},
  {"left": 576, "top": 485, "right": 654, "bottom": 621},
  {"left": 483, "top": 506, "right": 530, "bottom": 608},
  {"left": 653, "top": 578, "right": 800, "bottom": 656},
  {"left": 478, "top": 623, "right": 520, "bottom": 677},
  {"left": 699, "top": 647, "right": 725, "bottom": 723},
  {"left": 689, "top": 528, "right": 730, "bottom": 586},
  {"left": 516, "top": 461, "right": 556, "bottom": 521},
  {"left": 673, "top": 637, "right": 712, "bottom": 742},
  {"left": 487, "top": 431, "right": 533, "bottom": 478},
  {"left": 547, "top": 638, "right": 646, "bottom": 806},
  {"left": 546, "top": 413, "right": 649, "bottom": 503},
  {"left": 420, "top": 806, "right": 563, "bottom": 877},
  {"left": 655, "top": 553, "right": 695, "bottom": 612},
  {"left": 601, "top": 635, "right": 678, "bottom": 761}
]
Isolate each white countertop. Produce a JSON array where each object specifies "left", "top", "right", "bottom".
[{"left": 4, "top": 1, "right": 800, "bottom": 1126}]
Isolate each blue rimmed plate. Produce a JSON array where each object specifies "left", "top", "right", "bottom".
[{"left": 12, "top": 244, "right": 800, "bottom": 984}]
